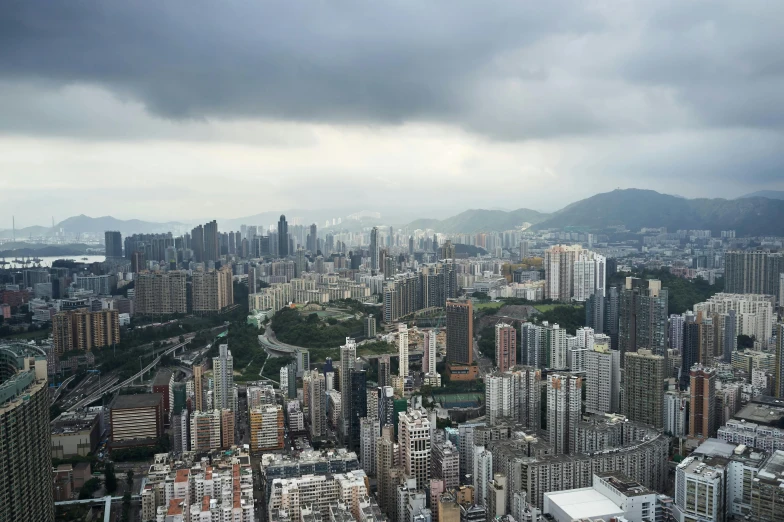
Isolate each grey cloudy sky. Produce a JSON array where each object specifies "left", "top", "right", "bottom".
[{"left": 1, "top": 0, "right": 783, "bottom": 226}]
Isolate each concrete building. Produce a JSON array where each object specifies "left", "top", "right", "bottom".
[
  {"left": 432, "top": 440, "right": 460, "bottom": 490},
  {"left": 619, "top": 277, "right": 669, "bottom": 361},
  {"left": 134, "top": 270, "right": 188, "bottom": 315},
  {"left": 250, "top": 405, "right": 284, "bottom": 454},
  {"left": 52, "top": 308, "right": 120, "bottom": 355},
  {"left": 50, "top": 410, "right": 101, "bottom": 459},
  {"left": 674, "top": 455, "right": 726, "bottom": 522},
  {"left": 547, "top": 372, "right": 582, "bottom": 454},
  {"left": 398, "top": 323, "right": 409, "bottom": 378},
  {"left": 446, "top": 299, "right": 473, "bottom": 366},
  {"left": 400, "top": 408, "right": 432, "bottom": 490},
  {"left": 690, "top": 366, "right": 717, "bottom": 440},
  {"left": 105, "top": 230, "right": 123, "bottom": 258},
  {"left": 723, "top": 251, "right": 783, "bottom": 303},
  {"left": 543, "top": 472, "right": 658, "bottom": 522},
  {"left": 110, "top": 393, "right": 164, "bottom": 448},
  {"left": 544, "top": 245, "right": 582, "bottom": 302},
  {"left": 309, "top": 370, "right": 327, "bottom": 438},
  {"left": 585, "top": 339, "right": 620, "bottom": 415},
  {"left": 192, "top": 266, "right": 234, "bottom": 313},
  {"left": 360, "top": 418, "right": 381, "bottom": 477},
  {"left": 213, "top": 343, "right": 235, "bottom": 411},
  {"left": 340, "top": 337, "right": 357, "bottom": 438},
  {"left": 623, "top": 350, "right": 665, "bottom": 429},
  {"left": 0, "top": 344, "right": 53, "bottom": 522},
  {"left": 494, "top": 323, "right": 516, "bottom": 373},
  {"left": 693, "top": 293, "right": 775, "bottom": 348},
  {"left": 423, "top": 329, "right": 437, "bottom": 375}
]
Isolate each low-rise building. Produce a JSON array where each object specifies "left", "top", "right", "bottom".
[{"left": 51, "top": 411, "right": 101, "bottom": 459}]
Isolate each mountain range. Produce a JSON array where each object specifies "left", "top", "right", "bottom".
[{"left": 5, "top": 189, "right": 784, "bottom": 238}]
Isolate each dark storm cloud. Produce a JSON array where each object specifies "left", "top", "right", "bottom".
[{"left": 0, "top": 0, "right": 783, "bottom": 142}]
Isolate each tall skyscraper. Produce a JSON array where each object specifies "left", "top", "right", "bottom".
[
  {"left": 547, "top": 372, "right": 581, "bottom": 454},
  {"left": 689, "top": 366, "right": 717, "bottom": 440},
  {"left": 213, "top": 344, "right": 234, "bottom": 411},
  {"left": 340, "top": 338, "right": 357, "bottom": 436},
  {"left": 308, "top": 370, "right": 326, "bottom": 438},
  {"left": 191, "top": 224, "right": 205, "bottom": 263},
  {"left": 278, "top": 215, "right": 289, "bottom": 257},
  {"left": 619, "top": 277, "right": 668, "bottom": 362},
  {"left": 423, "top": 329, "right": 437, "bottom": 375},
  {"left": 545, "top": 322, "right": 567, "bottom": 369},
  {"left": 378, "top": 354, "right": 391, "bottom": 388},
  {"left": 517, "top": 367, "right": 542, "bottom": 432},
  {"left": 446, "top": 299, "right": 473, "bottom": 366},
  {"left": 370, "top": 227, "right": 380, "bottom": 271},
  {"left": 521, "top": 322, "right": 545, "bottom": 368},
  {"left": 495, "top": 323, "right": 516, "bottom": 372},
  {"left": 307, "top": 223, "right": 318, "bottom": 253},
  {"left": 623, "top": 350, "right": 665, "bottom": 429},
  {"left": 776, "top": 324, "right": 784, "bottom": 398},
  {"left": 486, "top": 372, "right": 515, "bottom": 425},
  {"left": 399, "top": 409, "right": 432, "bottom": 490},
  {"left": 376, "top": 426, "right": 396, "bottom": 513},
  {"left": 204, "top": 220, "right": 219, "bottom": 263},
  {"left": 0, "top": 345, "right": 54, "bottom": 521},
  {"left": 349, "top": 370, "right": 367, "bottom": 451},
  {"left": 398, "top": 323, "right": 409, "bottom": 378},
  {"left": 193, "top": 363, "right": 204, "bottom": 411},
  {"left": 105, "top": 230, "right": 122, "bottom": 258}
]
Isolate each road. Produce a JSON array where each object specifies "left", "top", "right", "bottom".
[{"left": 67, "top": 336, "right": 194, "bottom": 411}]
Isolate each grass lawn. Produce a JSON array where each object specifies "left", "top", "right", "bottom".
[
  {"left": 472, "top": 301, "right": 504, "bottom": 311},
  {"left": 534, "top": 303, "right": 580, "bottom": 313},
  {"left": 358, "top": 342, "right": 396, "bottom": 357}
]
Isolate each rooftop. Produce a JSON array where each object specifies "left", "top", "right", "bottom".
[
  {"left": 544, "top": 487, "right": 623, "bottom": 520},
  {"left": 111, "top": 393, "right": 163, "bottom": 410},
  {"left": 734, "top": 402, "right": 784, "bottom": 427},
  {"left": 594, "top": 472, "right": 653, "bottom": 497}
]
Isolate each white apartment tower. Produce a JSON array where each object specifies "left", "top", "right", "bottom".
[
  {"left": 423, "top": 329, "right": 437, "bottom": 375},
  {"left": 585, "top": 339, "right": 620, "bottom": 415},
  {"left": 213, "top": 344, "right": 234, "bottom": 411},
  {"left": 547, "top": 372, "right": 582, "bottom": 454},
  {"left": 399, "top": 408, "right": 431, "bottom": 490},
  {"left": 398, "top": 324, "right": 409, "bottom": 378}
]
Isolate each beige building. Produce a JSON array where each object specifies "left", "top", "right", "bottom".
[
  {"left": 52, "top": 308, "right": 120, "bottom": 355},
  {"left": 623, "top": 350, "right": 665, "bottom": 429},
  {"left": 193, "top": 266, "right": 234, "bottom": 313},
  {"left": 249, "top": 405, "right": 284, "bottom": 455},
  {"left": 134, "top": 270, "right": 187, "bottom": 315}
]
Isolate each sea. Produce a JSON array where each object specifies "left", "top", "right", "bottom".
[{"left": 2, "top": 255, "right": 107, "bottom": 269}]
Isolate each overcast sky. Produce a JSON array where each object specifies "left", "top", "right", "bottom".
[{"left": 2, "top": 0, "right": 783, "bottom": 227}]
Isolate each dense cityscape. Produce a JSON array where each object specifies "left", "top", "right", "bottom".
[
  {"left": 4, "top": 2, "right": 784, "bottom": 521},
  {"left": 1, "top": 207, "right": 784, "bottom": 522}
]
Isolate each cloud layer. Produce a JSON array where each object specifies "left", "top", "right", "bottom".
[{"left": 1, "top": 0, "right": 783, "bottom": 224}]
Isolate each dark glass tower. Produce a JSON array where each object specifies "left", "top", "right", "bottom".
[{"left": 278, "top": 215, "right": 289, "bottom": 257}]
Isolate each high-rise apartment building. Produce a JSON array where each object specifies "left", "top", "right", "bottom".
[
  {"left": 192, "top": 266, "right": 234, "bottom": 313},
  {"left": 521, "top": 322, "right": 545, "bottom": 368},
  {"left": 349, "top": 370, "right": 367, "bottom": 451},
  {"left": 308, "top": 370, "right": 326, "bottom": 438},
  {"left": 340, "top": 337, "right": 357, "bottom": 436},
  {"left": 193, "top": 363, "right": 204, "bottom": 411},
  {"left": 724, "top": 251, "right": 783, "bottom": 303},
  {"left": 52, "top": 309, "right": 120, "bottom": 355},
  {"left": 776, "top": 324, "right": 784, "bottom": 398},
  {"left": 360, "top": 417, "right": 380, "bottom": 476},
  {"left": 486, "top": 372, "right": 516, "bottom": 425},
  {"left": 623, "top": 350, "right": 665, "bottom": 429},
  {"left": 191, "top": 224, "right": 205, "bottom": 263},
  {"left": 432, "top": 440, "right": 460, "bottom": 490},
  {"left": 423, "top": 329, "right": 437, "bottom": 375},
  {"left": 370, "top": 227, "right": 380, "bottom": 271},
  {"left": 249, "top": 405, "right": 284, "bottom": 454},
  {"left": 693, "top": 293, "right": 775, "bottom": 347},
  {"left": 398, "top": 323, "right": 409, "bottom": 378},
  {"left": 399, "top": 409, "right": 432, "bottom": 490},
  {"left": 307, "top": 223, "right": 318, "bottom": 253},
  {"left": 689, "top": 366, "right": 716, "bottom": 440},
  {"left": 135, "top": 270, "right": 188, "bottom": 315},
  {"left": 495, "top": 323, "right": 516, "bottom": 373},
  {"left": 446, "top": 299, "right": 473, "bottom": 366},
  {"left": 669, "top": 313, "right": 685, "bottom": 353},
  {"left": 213, "top": 343, "right": 234, "bottom": 411},
  {"left": 278, "top": 215, "right": 289, "bottom": 257},
  {"left": 378, "top": 354, "right": 391, "bottom": 388},
  {"left": 105, "top": 230, "right": 123, "bottom": 258},
  {"left": 572, "top": 251, "right": 606, "bottom": 302},
  {"left": 585, "top": 338, "right": 620, "bottom": 415},
  {"left": 0, "top": 345, "right": 53, "bottom": 522},
  {"left": 376, "top": 426, "right": 396, "bottom": 513},
  {"left": 544, "top": 245, "right": 582, "bottom": 301},
  {"left": 547, "top": 372, "right": 582, "bottom": 454},
  {"left": 619, "top": 277, "right": 668, "bottom": 362},
  {"left": 203, "top": 220, "right": 220, "bottom": 263}
]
